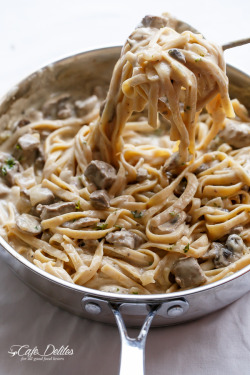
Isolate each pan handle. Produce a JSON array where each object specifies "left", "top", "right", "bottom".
[{"left": 110, "top": 304, "right": 159, "bottom": 375}]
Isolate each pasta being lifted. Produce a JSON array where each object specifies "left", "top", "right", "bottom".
[
  {"left": 0, "top": 14, "right": 249, "bottom": 295},
  {"left": 90, "top": 14, "right": 234, "bottom": 168}
]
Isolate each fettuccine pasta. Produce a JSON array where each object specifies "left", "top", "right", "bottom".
[{"left": 0, "top": 14, "right": 249, "bottom": 294}]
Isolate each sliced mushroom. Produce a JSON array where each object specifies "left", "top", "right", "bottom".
[
  {"left": 163, "top": 152, "right": 181, "bottom": 175},
  {"left": 230, "top": 226, "right": 243, "bottom": 235},
  {"left": 16, "top": 189, "right": 32, "bottom": 213},
  {"left": 14, "top": 133, "right": 43, "bottom": 167},
  {"left": 0, "top": 157, "right": 20, "bottom": 186},
  {"left": 174, "top": 178, "right": 187, "bottom": 196},
  {"left": 16, "top": 213, "right": 42, "bottom": 235},
  {"left": 74, "top": 95, "right": 98, "bottom": 117},
  {"left": 212, "top": 242, "right": 233, "bottom": 268},
  {"left": 204, "top": 234, "right": 245, "bottom": 268},
  {"left": 29, "top": 186, "right": 54, "bottom": 206},
  {"left": 138, "top": 15, "right": 169, "bottom": 29},
  {"left": 17, "top": 133, "right": 40, "bottom": 151},
  {"left": 62, "top": 217, "right": 99, "bottom": 229},
  {"left": 171, "top": 257, "right": 207, "bottom": 288},
  {"left": 35, "top": 145, "right": 45, "bottom": 170},
  {"left": 153, "top": 211, "right": 186, "bottom": 234},
  {"left": 42, "top": 93, "right": 72, "bottom": 119},
  {"left": 78, "top": 239, "right": 99, "bottom": 251},
  {"left": 226, "top": 234, "right": 245, "bottom": 258},
  {"left": 16, "top": 118, "right": 30, "bottom": 128},
  {"left": 90, "top": 190, "right": 110, "bottom": 210},
  {"left": 57, "top": 101, "right": 72, "bottom": 119},
  {"left": 219, "top": 119, "right": 250, "bottom": 148},
  {"left": 15, "top": 119, "right": 31, "bottom": 130},
  {"left": 39, "top": 201, "right": 76, "bottom": 220},
  {"left": 168, "top": 49, "right": 186, "bottom": 64},
  {"left": 106, "top": 229, "right": 144, "bottom": 249},
  {"left": 194, "top": 163, "right": 209, "bottom": 175},
  {"left": 136, "top": 168, "right": 148, "bottom": 182},
  {"left": 84, "top": 160, "right": 117, "bottom": 189},
  {"left": 41, "top": 230, "right": 52, "bottom": 242}
]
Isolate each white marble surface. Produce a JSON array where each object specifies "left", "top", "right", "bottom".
[{"left": 0, "top": 1, "right": 250, "bottom": 374}]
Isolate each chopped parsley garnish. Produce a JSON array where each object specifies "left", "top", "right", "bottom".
[
  {"left": 195, "top": 58, "right": 202, "bottom": 62},
  {"left": 183, "top": 243, "right": 190, "bottom": 253},
  {"left": 116, "top": 288, "right": 120, "bottom": 292},
  {"left": 1, "top": 167, "right": 7, "bottom": 176},
  {"left": 6, "top": 158, "right": 15, "bottom": 168},
  {"left": 169, "top": 212, "right": 180, "bottom": 220},
  {"left": 15, "top": 144, "right": 22, "bottom": 150},
  {"left": 95, "top": 223, "right": 108, "bottom": 230},
  {"left": 1, "top": 159, "right": 16, "bottom": 175},
  {"left": 83, "top": 141, "right": 87, "bottom": 145},
  {"left": 132, "top": 291, "right": 139, "bottom": 295},
  {"left": 131, "top": 210, "right": 143, "bottom": 219},
  {"left": 34, "top": 225, "right": 39, "bottom": 230},
  {"left": 114, "top": 224, "right": 123, "bottom": 229},
  {"left": 75, "top": 200, "right": 80, "bottom": 210}
]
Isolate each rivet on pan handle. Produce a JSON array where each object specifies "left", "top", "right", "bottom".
[{"left": 110, "top": 303, "right": 160, "bottom": 375}]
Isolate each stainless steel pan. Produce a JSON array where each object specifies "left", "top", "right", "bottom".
[{"left": 0, "top": 46, "right": 250, "bottom": 375}]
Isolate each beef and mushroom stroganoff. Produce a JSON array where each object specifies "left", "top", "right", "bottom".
[{"left": 0, "top": 14, "right": 250, "bottom": 295}]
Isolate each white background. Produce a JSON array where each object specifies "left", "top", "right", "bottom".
[{"left": 0, "top": 1, "right": 250, "bottom": 374}]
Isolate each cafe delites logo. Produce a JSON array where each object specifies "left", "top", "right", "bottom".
[{"left": 8, "top": 344, "right": 74, "bottom": 361}]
